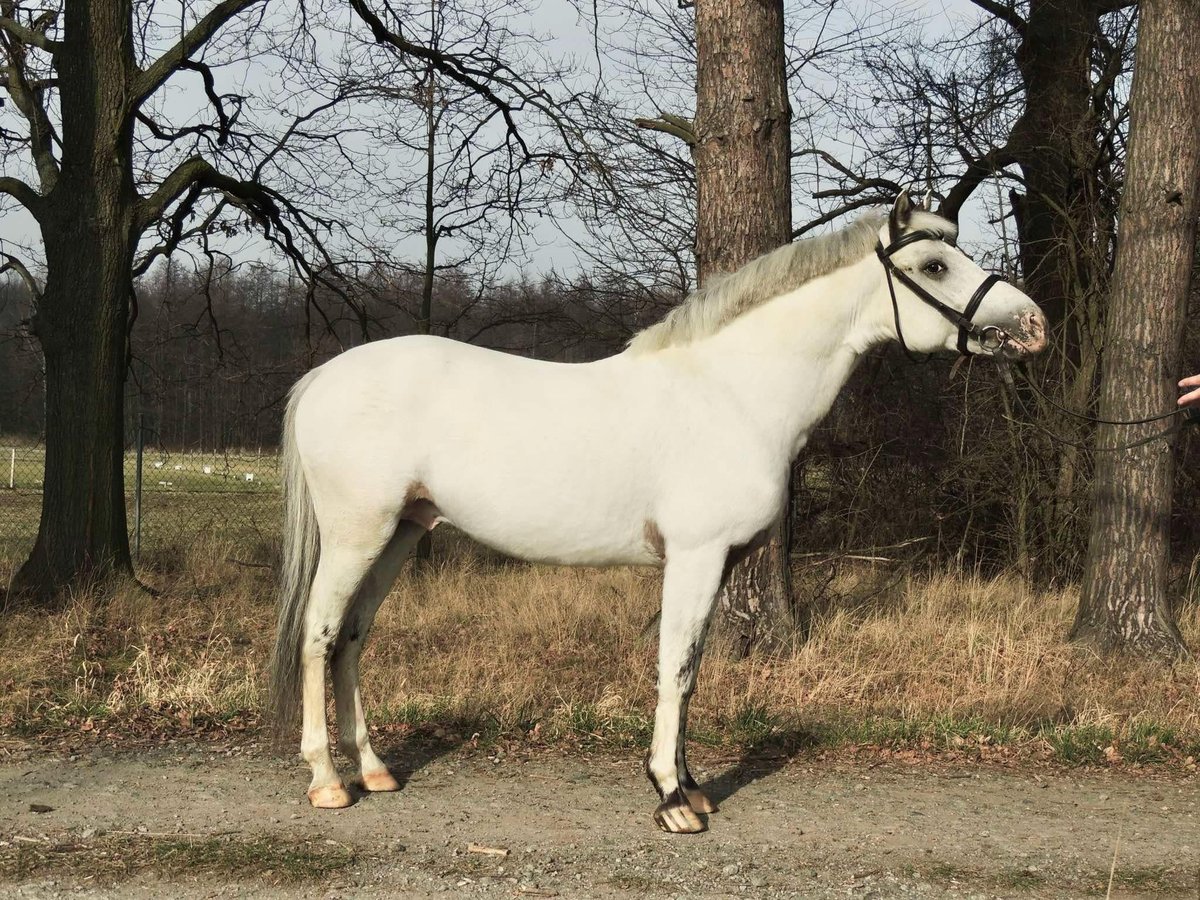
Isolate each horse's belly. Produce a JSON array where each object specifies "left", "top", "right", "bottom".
[{"left": 437, "top": 504, "right": 659, "bottom": 568}]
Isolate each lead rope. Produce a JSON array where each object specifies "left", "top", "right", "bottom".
[{"left": 992, "top": 359, "right": 1199, "bottom": 453}]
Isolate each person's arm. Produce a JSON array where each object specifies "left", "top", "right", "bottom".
[{"left": 1180, "top": 375, "right": 1200, "bottom": 408}]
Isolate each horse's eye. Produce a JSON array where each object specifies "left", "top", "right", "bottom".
[{"left": 922, "top": 259, "right": 947, "bottom": 276}]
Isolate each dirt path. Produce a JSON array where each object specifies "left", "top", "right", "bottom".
[{"left": 0, "top": 741, "right": 1196, "bottom": 899}]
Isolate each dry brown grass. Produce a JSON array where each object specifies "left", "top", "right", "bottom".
[{"left": 2, "top": 532, "right": 1198, "bottom": 763}]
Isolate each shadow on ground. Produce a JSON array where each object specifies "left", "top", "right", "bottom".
[
  {"left": 703, "top": 727, "right": 823, "bottom": 807},
  {"left": 371, "top": 729, "right": 472, "bottom": 794}
]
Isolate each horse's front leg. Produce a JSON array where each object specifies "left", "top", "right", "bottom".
[{"left": 646, "top": 545, "right": 725, "bottom": 834}]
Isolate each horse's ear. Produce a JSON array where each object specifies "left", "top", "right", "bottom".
[{"left": 889, "top": 190, "right": 913, "bottom": 239}]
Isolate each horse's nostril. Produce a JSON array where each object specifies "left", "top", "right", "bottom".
[{"left": 1016, "top": 309, "right": 1049, "bottom": 354}]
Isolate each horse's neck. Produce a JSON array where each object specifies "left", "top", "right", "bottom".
[{"left": 686, "top": 254, "right": 892, "bottom": 458}]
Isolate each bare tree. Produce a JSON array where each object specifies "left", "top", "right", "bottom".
[
  {"left": 349, "top": 0, "right": 561, "bottom": 338},
  {"left": 0, "top": 0, "right": 297, "bottom": 597},
  {"left": 1074, "top": 0, "right": 1199, "bottom": 657},
  {"left": 0, "top": 0, "right": 577, "bottom": 600}
]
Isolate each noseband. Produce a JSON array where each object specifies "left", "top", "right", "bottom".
[{"left": 875, "top": 228, "right": 1007, "bottom": 358}]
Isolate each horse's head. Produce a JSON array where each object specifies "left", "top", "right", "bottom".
[{"left": 876, "top": 192, "right": 1047, "bottom": 359}]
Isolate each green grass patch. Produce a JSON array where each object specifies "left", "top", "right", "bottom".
[
  {"left": 556, "top": 703, "right": 654, "bottom": 746},
  {"left": 1121, "top": 720, "right": 1182, "bottom": 764},
  {"left": 1038, "top": 723, "right": 1114, "bottom": 766},
  {"left": 0, "top": 832, "right": 356, "bottom": 884},
  {"left": 151, "top": 835, "right": 354, "bottom": 881},
  {"left": 722, "top": 700, "right": 784, "bottom": 744}
]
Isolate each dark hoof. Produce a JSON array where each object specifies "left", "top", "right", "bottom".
[{"left": 653, "top": 789, "right": 706, "bottom": 834}]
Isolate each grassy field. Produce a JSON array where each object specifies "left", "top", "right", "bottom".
[
  {"left": 0, "top": 446, "right": 281, "bottom": 581},
  {"left": 1, "top": 529, "right": 1197, "bottom": 767},
  {"left": 1, "top": 444, "right": 280, "bottom": 492}
]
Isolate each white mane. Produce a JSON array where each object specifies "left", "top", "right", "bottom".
[{"left": 627, "top": 210, "right": 958, "bottom": 354}]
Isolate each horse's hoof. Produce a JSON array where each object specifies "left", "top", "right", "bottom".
[
  {"left": 683, "top": 785, "right": 718, "bottom": 814},
  {"left": 307, "top": 784, "right": 353, "bottom": 809},
  {"left": 359, "top": 769, "right": 401, "bottom": 792},
  {"left": 652, "top": 789, "right": 706, "bottom": 834}
]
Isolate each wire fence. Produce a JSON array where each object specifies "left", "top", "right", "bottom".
[{"left": 1, "top": 440, "right": 281, "bottom": 580}]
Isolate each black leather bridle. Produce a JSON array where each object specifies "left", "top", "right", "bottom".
[{"left": 875, "top": 228, "right": 1009, "bottom": 358}]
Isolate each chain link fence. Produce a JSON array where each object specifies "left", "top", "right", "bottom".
[{"left": 1, "top": 440, "right": 281, "bottom": 580}]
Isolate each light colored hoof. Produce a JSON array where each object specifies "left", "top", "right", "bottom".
[
  {"left": 683, "top": 786, "right": 718, "bottom": 814},
  {"left": 359, "top": 769, "right": 401, "bottom": 792},
  {"left": 307, "top": 784, "right": 353, "bottom": 809},
  {"left": 653, "top": 791, "right": 707, "bottom": 834}
]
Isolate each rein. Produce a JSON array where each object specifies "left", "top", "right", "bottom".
[
  {"left": 875, "top": 229, "right": 1008, "bottom": 360},
  {"left": 997, "top": 361, "right": 1200, "bottom": 454}
]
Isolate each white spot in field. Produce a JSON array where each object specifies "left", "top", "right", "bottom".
[
  {"left": 244, "top": 472, "right": 255, "bottom": 482},
  {"left": 203, "top": 465, "right": 213, "bottom": 475},
  {"left": 153, "top": 461, "right": 163, "bottom": 469},
  {"left": 173, "top": 464, "right": 182, "bottom": 471}
]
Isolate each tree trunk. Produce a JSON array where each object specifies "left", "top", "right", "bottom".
[
  {"left": 414, "top": 56, "right": 438, "bottom": 564},
  {"left": 1005, "top": 0, "right": 1111, "bottom": 581},
  {"left": 693, "top": 0, "right": 793, "bottom": 652},
  {"left": 12, "top": 0, "right": 138, "bottom": 599},
  {"left": 1073, "top": 0, "right": 1200, "bottom": 657},
  {"left": 1009, "top": 0, "right": 1103, "bottom": 332}
]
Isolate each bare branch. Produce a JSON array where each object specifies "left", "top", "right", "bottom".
[
  {"left": 634, "top": 113, "right": 695, "bottom": 145},
  {"left": 968, "top": 0, "right": 1026, "bottom": 34},
  {"left": 0, "top": 251, "right": 41, "bottom": 298},
  {"left": 134, "top": 156, "right": 213, "bottom": 233},
  {"left": 0, "top": 16, "right": 59, "bottom": 52},
  {"left": 133, "top": 0, "right": 263, "bottom": 107},
  {"left": 1, "top": 27, "right": 61, "bottom": 190},
  {"left": 349, "top": 0, "right": 539, "bottom": 159},
  {"left": 939, "top": 143, "right": 1020, "bottom": 221},
  {"left": 792, "top": 196, "right": 892, "bottom": 239},
  {"left": 0, "top": 175, "right": 41, "bottom": 216},
  {"left": 179, "top": 60, "right": 234, "bottom": 146}
]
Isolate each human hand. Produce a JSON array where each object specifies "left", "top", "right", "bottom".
[{"left": 1180, "top": 374, "right": 1200, "bottom": 408}]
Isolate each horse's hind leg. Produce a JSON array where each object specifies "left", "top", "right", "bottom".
[
  {"left": 300, "top": 536, "right": 390, "bottom": 809},
  {"left": 331, "top": 521, "right": 426, "bottom": 793},
  {"left": 646, "top": 545, "right": 725, "bottom": 834}
]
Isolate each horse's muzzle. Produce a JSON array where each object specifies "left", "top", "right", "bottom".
[{"left": 1000, "top": 308, "right": 1048, "bottom": 358}]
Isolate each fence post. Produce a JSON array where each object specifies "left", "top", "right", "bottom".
[
  {"left": 7, "top": 448, "right": 13, "bottom": 489},
  {"left": 134, "top": 414, "right": 144, "bottom": 561}
]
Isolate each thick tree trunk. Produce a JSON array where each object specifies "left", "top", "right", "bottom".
[
  {"left": 1009, "top": 0, "right": 1102, "bottom": 332},
  {"left": 1073, "top": 0, "right": 1200, "bottom": 657},
  {"left": 1005, "top": 0, "right": 1111, "bottom": 581},
  {"left": 12, "top": 0, "right": 138, "bottom": 598},
  {"left": 693, "top": 0, "right": 793, "bottom": 652}
]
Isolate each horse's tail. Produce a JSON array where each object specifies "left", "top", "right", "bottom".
[{"left": 268, "top": 369, "right": 322, "bottom": 742}]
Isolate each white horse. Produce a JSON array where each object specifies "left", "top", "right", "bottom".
[{"left": 269, "top": 194, "right": 1047, "bottom": 833}]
